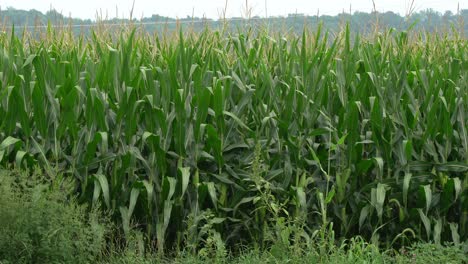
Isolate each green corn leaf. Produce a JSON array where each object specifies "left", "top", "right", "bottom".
[
  {"left": 93, "top": 181, "right": 101, "bottom": 206},
  {"left": 178, "top": 167, "right": 190, "bottom": 199},
  {"left": 296, "top": 187, "right": 307, "bottom": 210},
  {"left": 15, "top": 150, "right": 28, "bottom": 168},
  {"left": 373, "top": 157, "right": 384, "bottom": 181},
  {"left": 449, "top": 223, "right": 460, "bottom": 245},
  {"left": 142, "top": 180, "right": 154, "bottom": 207},
  {"left": 359, "top": 205, "right": 370, "bottom": 230},
  {"left": 0, "top": 136, "right": 21, "bottom": 151},
  {"left": 94, "top": 174, "right": 110, "bottom": 209},
  {"left": 418, "top": 209, "right": 432, "bottom": 240},
  {"left": 433, "top": 218, "right": 442, "bottom": 245},
  {"left": 120, "top": 206, "right": 130, "bottom": 236},
  {"left": 325, "top": 187, "right": 335, "bottom": 204},
  {"left": 422, "top": 185, "right": 432, "bottom": 214},
  {"left": 453, "top": 178, "right": 461, "bottom": 201},
  {"left": 206, "top": 182, "right": 218, "bottom": 209},
  {"left": 435, "top": 162, "right": 468, "bottom": 172},
  {"left": 22, "top": 54, "right": 36, "bottom": 68},
  {"left": 223, "top": 111, "right": 252, "bottom": 132},
  {"left": 162, "top": 177, "right": 177, "bottom": 201},
  {"left": 403, "top": 173, "right": 412, "bottom": 208},
  {"left": 128, "top": 187, "right": 140, "bottom": 219},
  {"left": 234, "top": 197, "right": 256, "bottom": 213},
  {"left": 162, "top": 199, "right": 173, "bottom": 235},
  {"left": 371, "top": 183, "right": 387, "bottom": 221}
]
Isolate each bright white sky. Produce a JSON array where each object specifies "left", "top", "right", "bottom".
[{"left": 0, "top": 0, "right": 463, "bottom": 20}]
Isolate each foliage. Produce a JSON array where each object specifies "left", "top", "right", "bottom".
[
  {"left": 0, "top": 169, "right": 466, "bottom": 263},
  {"left": 0, "top": 169, "right": 109, "bottom": 263},
  {"left": 0, "top": 24, "right": 466, "bottom": 255},
  {"left": 107, "top": 238, "right": 468, "bottom": 264}
]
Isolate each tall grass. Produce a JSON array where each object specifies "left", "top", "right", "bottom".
[{"left": 0, "top": 24, "right": 466, "bottom": 253}]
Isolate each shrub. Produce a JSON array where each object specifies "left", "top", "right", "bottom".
[{"left": 0, "top": 169, "right": 109, "bottom": 263}]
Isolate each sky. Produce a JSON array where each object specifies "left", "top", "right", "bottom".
[{"left": 0, "top": 0, "right": 464, "bottom": 20}]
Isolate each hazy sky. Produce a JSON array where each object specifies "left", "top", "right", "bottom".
[{"left": 0, "top": 0, "right": 463, "bottom": 20}]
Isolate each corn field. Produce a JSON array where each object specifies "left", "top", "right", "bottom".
[{"left": 0, "top": 25, "right": 467, "bottom": 252}]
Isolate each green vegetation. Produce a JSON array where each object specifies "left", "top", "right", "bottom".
[
  {"left": 0, "top": 21, "right": 466, "bottom": 262},
  {"left": 0, "top": 169, "right": 109, "bottom": 263},
  {"left": 1, "top": 169, "right": 466, "bottom": 263}
]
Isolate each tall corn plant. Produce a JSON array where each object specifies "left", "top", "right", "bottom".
[{"left": 0, "top": 24, "right": 466, "bottom": 252}]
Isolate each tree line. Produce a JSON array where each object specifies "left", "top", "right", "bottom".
[{"left": 0, "top": 7, "right": 467, "bottom": 35}]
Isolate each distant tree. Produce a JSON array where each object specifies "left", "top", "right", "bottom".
[{"left": 0, "top": 7, "right": 466, "bottom": 36}]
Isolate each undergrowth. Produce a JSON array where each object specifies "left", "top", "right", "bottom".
[{"left": 1, "top": 169, "right": 466, "bottom": 263}]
